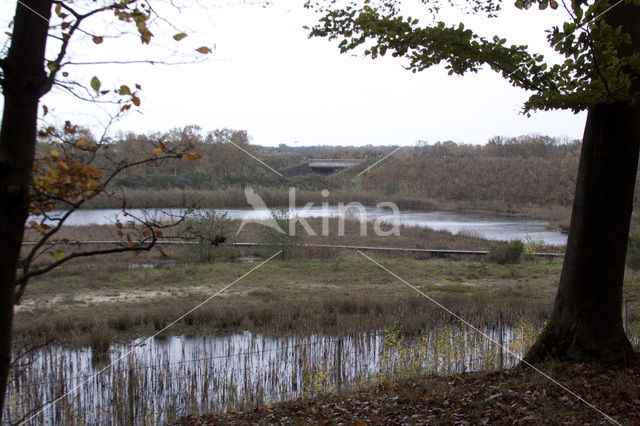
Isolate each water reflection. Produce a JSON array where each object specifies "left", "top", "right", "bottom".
[{"left": 7, "top": 326, "right": 530, "bottom": 425}]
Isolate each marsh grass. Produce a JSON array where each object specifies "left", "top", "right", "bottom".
[
  {"left": 80, "top": 187, "right": 572, "bottom": 222},
  {"left": 21, "top": 216, "right": 537, "bottom": 277},
  {"left": 8, "top": 320, "right": 640, "bottom": 425},
  {"left": 9, "top": 245, "right": 640, "bottom": 425},
  {"left": 14, "top": 257, "right": 563, "bottom": 345},
  {"left": 0, "top": 322, "right": 554, "bottom": 425}
]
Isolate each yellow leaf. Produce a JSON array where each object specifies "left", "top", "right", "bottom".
[
  {"left": 152, "top": 147, "right": 163, "bottom": 154},
  {"left": 119, "top": 85, "right": 132, "bottom": 96},
  {"left": 195, "top": 46, "right": 212, "bottom": 54},
  {"left": 90, "top": 76, "right": 101, "bottom": 92},
  {"left": 81, "top": 165, "right": 102, "bottom": 176},
  {"left": 267, "top": 403, "right": 274, "bottom": 409},
  {"left": 173, "top": 32, "right": 188, "bottom": 41},
  {"left": 186, "top": 153, "right": 202, "bottom": 161},
  {"left": 57, "top": 160, "right": 69, "bottom": 171},
  {"left": 50, "top": 149, "right": 60, "bottom": 159},
  {"left": 75, "top": 139, "right": 88, "bottom": 147}
]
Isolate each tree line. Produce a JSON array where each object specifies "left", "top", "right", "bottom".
[{"left": 37, "top": 127, "right": 600, "bottom": 208}]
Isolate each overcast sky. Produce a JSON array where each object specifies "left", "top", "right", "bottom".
[{"left": 0, "top": 0, "right": 587, "bottom": 146}]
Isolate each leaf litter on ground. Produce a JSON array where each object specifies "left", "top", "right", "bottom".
[{"left": 175, "top": 361, "right": 640, "bottom": 425}]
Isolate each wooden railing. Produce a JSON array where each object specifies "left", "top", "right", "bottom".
[{"left": 21, "top": 240, "right": 565, "bottom": 258}]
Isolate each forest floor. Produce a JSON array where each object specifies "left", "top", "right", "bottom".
[{"left": 176, "top": 361, "right": 640, "bottom": 425}]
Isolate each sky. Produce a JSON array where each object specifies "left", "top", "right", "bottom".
[{"left": 0, "top": 0, "right": 588, "bottom": 146}]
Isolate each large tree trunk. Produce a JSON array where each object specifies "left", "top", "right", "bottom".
[
  {"left": 524, "top": 0, "right": 640, "bottom": 366},
  {"left": 0, "top": 0, "right": 52, "bottom": 420},
  {"left": 524, "top": 101, "right": 640, "bottom": 364}
]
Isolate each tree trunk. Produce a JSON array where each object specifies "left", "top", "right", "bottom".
[
  {"left": 524, "top": 0, "right": 640, "bottom": 366},
  {"left": 0, "top": 0, "right": 52, "bottom": 420},
  {"left": 523, "top": 101, "right": 640, "bottom": 364}
]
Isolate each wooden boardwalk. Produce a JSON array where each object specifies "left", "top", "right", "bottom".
[{"left": 21, "top": 240, "right": 565, "bottom": 258}]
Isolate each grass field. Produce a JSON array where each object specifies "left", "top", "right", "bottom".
[{"left": 13, "top": 256, "right": 566, "bottom": 346}]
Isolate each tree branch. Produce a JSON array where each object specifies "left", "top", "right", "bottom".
[
  {"left": 40, "top": 3, "right": 114, "bottom": 96},
  {"left": 15, "top": 236, "right": 157, "bottom": 302}
]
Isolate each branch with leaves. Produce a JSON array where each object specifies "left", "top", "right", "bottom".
[
  {"left": 14, "top": 123, "right": 203, "bottom": 305},
  {"left": 306, "top": 0, "right": 640, "bottom": 113}
]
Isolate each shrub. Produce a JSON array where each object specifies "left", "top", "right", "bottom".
[
  {"left": 182, "top": 207, "right": 239, "bottom": 262},
  {"left": 259, "top": 207, "right": 305, "bottom": 260},
  {"left": 522, "top": 235, "right": 544, "bottom": 261},
  {"left": 486, "top": 239, "right": 525, "bottom": 264}
]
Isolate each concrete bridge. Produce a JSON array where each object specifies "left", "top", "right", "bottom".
[{"left": 308, "top": 158, "right": 365, "bottom": 174}]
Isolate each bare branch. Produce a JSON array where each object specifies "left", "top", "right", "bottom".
[
  {"left": 41, "top": 3, "right": 114, "bottom": 96},
  {"left": 61, "top": 59, "right": 207, "bottom": 66},
  {"left": 15, "top": 238, "right": 156, "bottom": 300}
]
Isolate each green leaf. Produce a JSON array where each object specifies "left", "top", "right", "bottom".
[
  {"left": 119, "top": 85, "right": 132, "bottom": 96},
  {"left": 90, "top": 76, "right": 101, "bottom": 92},
  {"left": 173, "top": 32, "right": 188, "bottom": 41},
  {"left": 51, "top": 250, "right": 65, "bottom": 261},
  {"left": 47, "top": 61, "right": 58, "bottom": 72}
]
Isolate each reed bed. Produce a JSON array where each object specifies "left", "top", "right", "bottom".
[
  {"left": 21, "top": 216, "right": 552, "bottom": 274},
  {"left": 12, "top": 316, "right": 627, "bottom": 426},
  {"left": 79, "top": 187, "right": 571, "bottom": 221}
]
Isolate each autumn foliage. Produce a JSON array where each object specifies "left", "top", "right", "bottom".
[{"left": 15, "top": 121, "right": 202, "bottom": 305}]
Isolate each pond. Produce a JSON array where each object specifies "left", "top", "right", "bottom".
[
  {"left": 33, "top": 206, "right": 567, "bottom": 245},
  {"left": 6, "top": 325, "right": 535, "bottom": 425}
]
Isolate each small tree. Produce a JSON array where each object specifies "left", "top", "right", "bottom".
[
  {"left": 183, "top": 207, "right": 239, "bottom": 263},
  {"left": 259, "top": 207, "right": 306, "bottom": 260}
]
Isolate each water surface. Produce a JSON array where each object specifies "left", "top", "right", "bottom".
[{"left": 34, "top": 206, "right": 567, "bottom": 245}]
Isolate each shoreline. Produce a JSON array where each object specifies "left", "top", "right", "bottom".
[{"left": 75, "top": 187, "right": 573, "bottom": 223}]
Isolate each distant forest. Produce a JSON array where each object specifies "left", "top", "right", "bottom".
[{"left": 38, "top": 125, "right": 609, "bottom": 208}]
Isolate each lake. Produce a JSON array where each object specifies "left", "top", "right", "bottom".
[{"left": 34, "top": 206, "right": 567, "bottom": 245}]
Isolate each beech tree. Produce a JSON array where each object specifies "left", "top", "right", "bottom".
[
  {"left": 0, "top": 0, "right": 210, "bottom": 419},
  {"left": 308, "top": 0, "right": 639, "bottom": 363}
]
